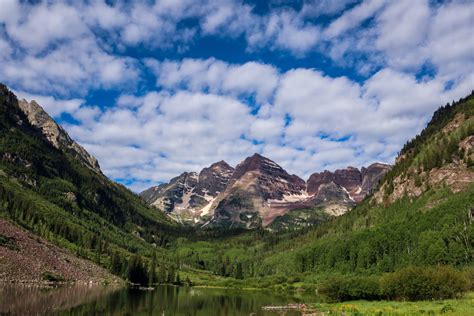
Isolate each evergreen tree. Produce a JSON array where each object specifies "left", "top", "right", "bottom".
[
  {"left": 185, "top": 276, "right": 192, "bottom": 286},
  {"left": 110, "top": 251, "right": 122, "bottom": 276},
  {"left": 148, "top": 251, "right": 157, "bottom": 286},
  {"left": 175, "top": 272, "right": 181, "bottom": 285},
  {"left": 127, "top": 254, "right": 148, "bottom": 286},
  {"left": 167, "top": 266, "right": 175, "bottom": 284},
  {"left": 235, "top": 262, "right": 243, "bottom": 279},
  {"left": 158, "top": 264, "right": 167, "bottom": 284}
]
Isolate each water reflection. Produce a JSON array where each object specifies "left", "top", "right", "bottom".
[
  {"left": 0, "top": 283, "right": 119, "bottom": 315},
  {"left": 0, "top": 284, "right": 315, "bottom": 315}
]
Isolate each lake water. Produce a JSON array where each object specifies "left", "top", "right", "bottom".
[{"left": 0, "top": 284, "right": 317, "bottom": 315}]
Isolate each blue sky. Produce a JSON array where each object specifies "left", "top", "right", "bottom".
[{"left": 1, "top": 0, "right": 473, "bottom": 191}]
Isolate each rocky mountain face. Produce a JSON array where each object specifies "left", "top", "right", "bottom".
[
  {"left": 374, "top": 105, "right": 474, "bottom": 205},
  {"left": 17, "top": 99, "right": 101, "bottom": 173},
  {"left": 307, "top": 163, "right": 391, "bottom": 203},
  {"left": 142, "top": 154, "right": 391, "bottom": 228},
  {"left": 212, "top": 154, "right": 307, "bottom": 228},
  {"left": 140, "top": 161, "right": 234, "bottom": 223}
]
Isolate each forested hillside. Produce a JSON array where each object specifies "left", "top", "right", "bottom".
[{"left": 0, "top": 84, "right": 180, "bottom": 283}]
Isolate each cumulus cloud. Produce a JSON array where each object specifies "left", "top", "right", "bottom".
[
  {"left": 322, "top": 0, "right": 474, "bottom": 78},
  {"left": 146, "top": 58, "right": 280, "bottom": 103},
  {"left": 62, "top": 90, "right": 261, "bottom": 190},
  {"left": 324, "top": 0, "right": 386, "bottom": 39},
  {"left": 0, "top": 1, "right": 140, "bottom": 96},
  {"left": 47, "top": 57, "right": 470, "bottom": 191},
  {"left": 2, "top": 0, "right": 473, "bottom": 191}
]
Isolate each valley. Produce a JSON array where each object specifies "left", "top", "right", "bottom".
[{"left": 0, "top": 84, "right": 473, "bottom": 314}]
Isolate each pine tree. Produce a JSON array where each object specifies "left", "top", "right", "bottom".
[
  {"left": 235, "top": 262, "right": 243, "bottom": 280},
  {"left": 110, "top": 251, "right": 122, "bottom": 275},
  {"left": 127, "top": 254, "right": 148, "bottom": 286},
  {"left": 175, "top": 272, "right": 181, "bottom": 285},
  {"left": 148, "top": 251, "right": 157, "bottom": 286},
  {"left": 167, "top": 266, "right": 175, "bottom": 284},
  {"left": 158, "top": 264, "right": 167, "bottom": 284}
]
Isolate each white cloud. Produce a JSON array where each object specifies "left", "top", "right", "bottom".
[
  {"left": 146, "top": 58, "right": 280, "bottom": 103},
  {"left": 324, "top": 0, "right": 386, "bottom": 39},
  {"left": 5, "top": 2, "right": 87, "bottom": 53},
  {"left": 64, "top": 90, "right": 260, "bottom": 186},
  {"left": 2, "top": 0, "right": 473, "bottom": 191},
  {"left": 375, "top": 0, "right": 431, "bottom": 69},
  {"left": 428, "top": 2, "right": 474, "bottom": 78},
  {"left": 301, "top": 0, "right": 358, "bottom": 18},
  {"left": 0, "top": 37, "right": 139, "bottom": 96},
  {"left": 273, "top": 12, "right": 321, "bottom": 54}
]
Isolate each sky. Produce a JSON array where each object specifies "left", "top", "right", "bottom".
[{"left": 1, "top": 0, "right": 473, "bottom": 192}]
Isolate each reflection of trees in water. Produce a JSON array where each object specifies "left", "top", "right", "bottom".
[
  {"left": 0, "top": 283, "right": 120, "bottom": 315},
  {"left": 0, "top": 285, "right": 309, "bottom": 315},
  {"left": 70, "top": 286, "right": 307, "bottom": 315}
]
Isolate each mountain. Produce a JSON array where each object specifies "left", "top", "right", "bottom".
[
  {"left": 17, "top": 99, "right": 101, "bottom": 173},
  {"left": 0, "top": 84, "right": 175, "bottom": 284},
  {"left": 142, "top": 153, "right": 391, "bottom": 228},
  {"left": 140, "top": 161, "right": 234, "bottom": 224},
  {"left": 212, "top": 153, "right": 307, "bottom": 228},
  {"left": 307, "top": 163, "right": 391, "bottom": 202},
  {"left": 372, "top": 96, "right": 474, "bottom": 205}
]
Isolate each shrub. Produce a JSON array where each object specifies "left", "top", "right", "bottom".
[
  {"left": 41, "top": 271, "right": 65, "bottom": 282},
  {"left": 380, "top": 266, "right": 468, "bottom": 301},
  {"left": 462, "top": 266, "right": 474, "bottom": 291},
  {"left": 319, "top": 275, "right": 381, "bottom": 302}
]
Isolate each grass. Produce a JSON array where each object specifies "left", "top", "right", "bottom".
[{"left": 309, "top": 292, "right": 474, "bottom": 315}]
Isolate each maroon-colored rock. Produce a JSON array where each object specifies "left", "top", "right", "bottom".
[
  {"left": 307, "top": 163, "right": 391, "bottom": 203},
  {"left": 307, "top": 170, "right": 334, "bottom": 195}
]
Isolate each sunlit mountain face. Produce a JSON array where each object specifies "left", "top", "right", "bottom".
[{"left": 1, "top": 0, "right": 472, "bottom": 193}]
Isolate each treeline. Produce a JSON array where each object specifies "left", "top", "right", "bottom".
[
  {"left": 400, "top": 91, "right": 473, "bottom": 157},
  {"left": 109, "top": 252, "right": 190, "bottom": 287}
]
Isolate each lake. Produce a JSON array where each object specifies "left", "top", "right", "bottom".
[{"left": 0, "top": 284, "right": 316, "bottom": 315}]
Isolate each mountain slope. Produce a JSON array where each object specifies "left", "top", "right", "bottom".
[
  {"left": 140, "top": 161, "right": 234, "bottom": 224},
  {"left": 0, "top": 84, "right": 175, "bottom": 283},
  {"left": 374, "top": 93, "right": 474, "bottom": 204},
  {"left": 212, "top": 153, "right": 307, "bottom": 228},
  {"left": 0, "top": 219, "right": 120, "bottom": 283},
  {"left": 18, "top": 99, "right": 101, "bottom": 173}
]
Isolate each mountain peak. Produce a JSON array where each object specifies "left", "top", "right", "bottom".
[
  {"left": 209, "top": 160, "right": 233, "bottom": 170},
  {"left": 307, "top": 164, "right": 391, "bottom": 202},
  {"left": 0, "top": 85, "right": 102, "bottom": 174},
  {"left": 18, "top": 98, "right": 101, "bottom": 173},
  {"left": 236, "top": 153, "right": 282, "bottom": 172}
]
